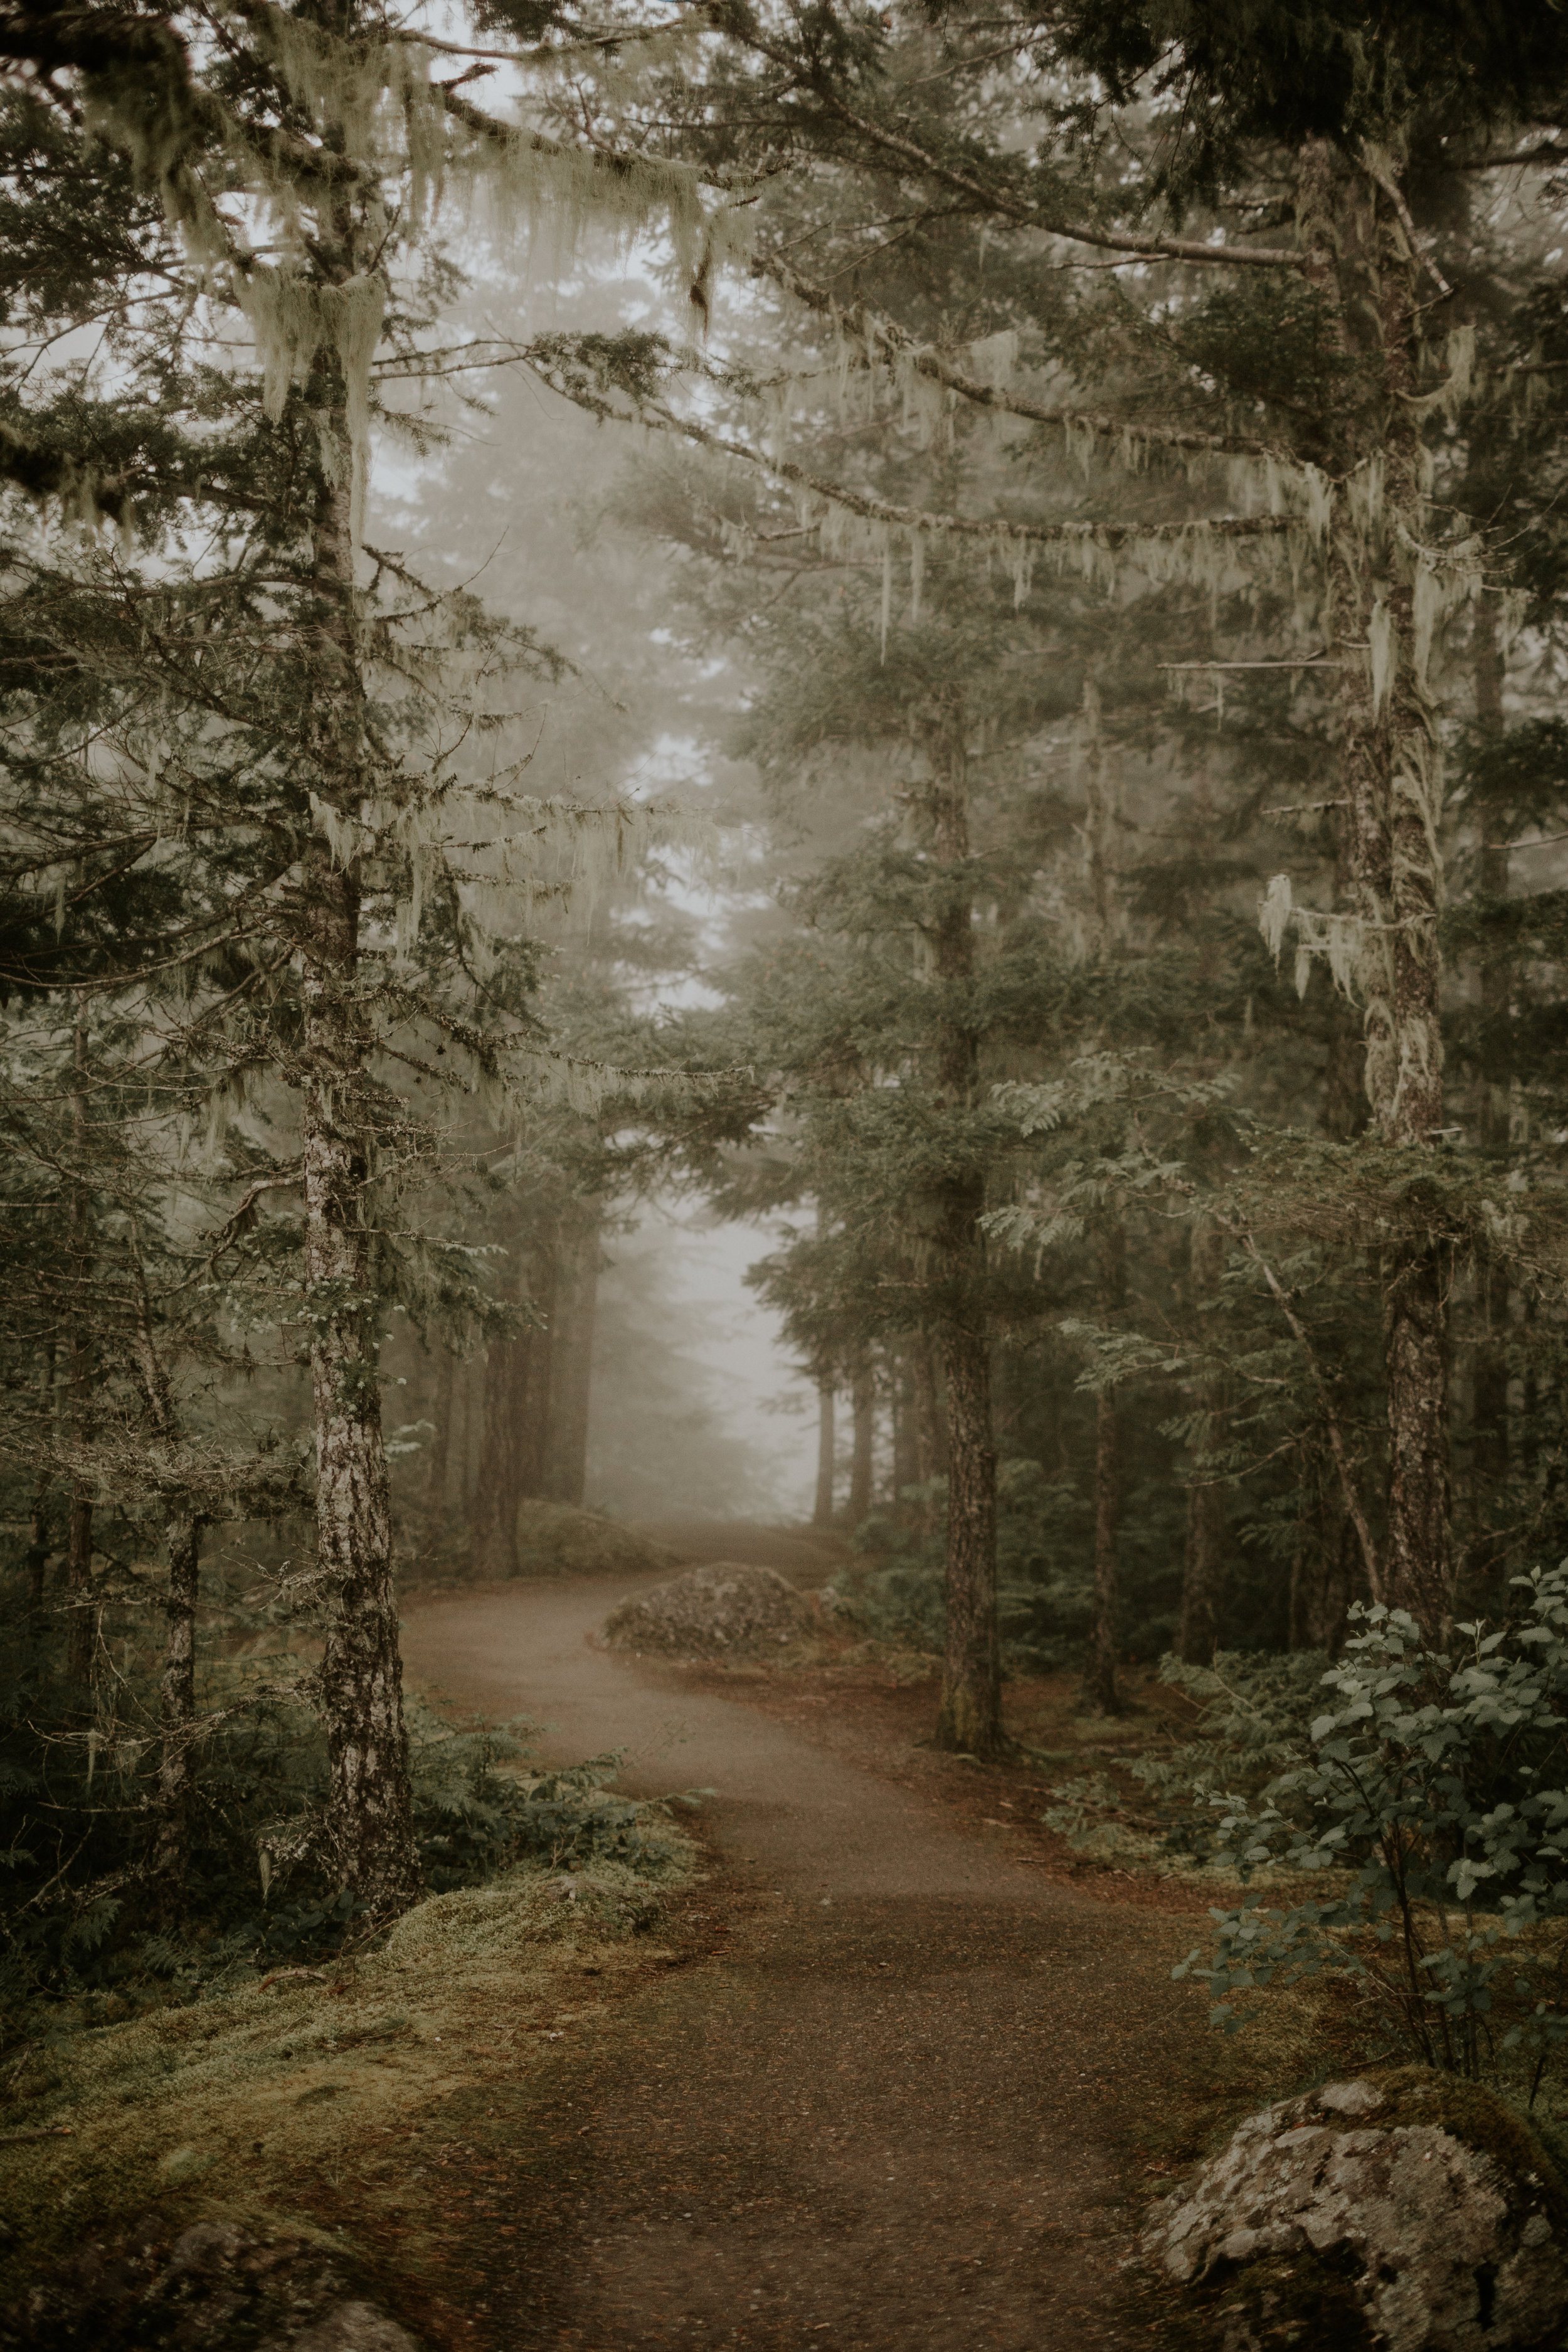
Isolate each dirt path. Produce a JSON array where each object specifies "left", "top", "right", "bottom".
[{"left": 401, "top": 1567, "right": 1199, "bottom": 2350}]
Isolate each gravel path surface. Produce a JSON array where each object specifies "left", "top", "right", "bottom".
[{"left": 402, "top": 1564, "right": 1189, "bottom": 2349}]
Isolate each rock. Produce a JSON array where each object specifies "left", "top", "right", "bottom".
[
  {"left": 1143, "top": 2069, "right": 1568, "bottom": 2351},
  {"left": 601, "top": 1562, "right": 817, "bottom": 1658},
  {"left": 286, "top": 2301, "right": 422, "bottom": 2352},
  {"left": 3, "top": 2216, "right": 425, "bottom": 2351}
]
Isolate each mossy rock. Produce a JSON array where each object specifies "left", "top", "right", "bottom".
[
  {"left": 601, "top": 1562, "right": 817, "bottom": 1658},
  {"left": 3, "top": 2215, "right": 421, "bottom": 2351},
  {"left": 512, "top": 1502, "right": 680, "bottom": 1579},
  {"left": 1162, "top": 2247, "right": 1375, "bottom": 2352},
  {"left": 1145, "top": 2067, "right": 1568, "bottom": 2349},
  {"left": 1367, "top": 2067, "right": 1568, "bottom": 2234}
]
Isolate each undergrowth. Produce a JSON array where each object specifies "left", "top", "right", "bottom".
[{"left": 0, "top": 1539, "right": 701, "bottom": 2022}]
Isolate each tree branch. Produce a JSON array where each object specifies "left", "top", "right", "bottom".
[
  {"left": 711, "top": 15, "right": 1304, "bottom": 271},
  {"left": 758, "top": 254, "right": 1285, "bottom": 461}
]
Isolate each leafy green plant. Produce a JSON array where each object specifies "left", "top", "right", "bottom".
[
  {"left": 1177, "top": 1565, "right": 1568, "bottom": 2086},
  {"left": 830, "top": 1459, "right": 1096, "bottom": 1665}
]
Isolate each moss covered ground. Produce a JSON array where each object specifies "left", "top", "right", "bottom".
[{"left": 0, "top": 1841, "right": 697, "bottom": 2342}]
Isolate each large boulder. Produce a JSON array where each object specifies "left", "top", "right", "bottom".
[
  {"left": 601, "top": 1562, "right": 816, "bottom": 1658},
  {"left": 1143, "top": 2070, "right": 1568, "bottom": 2351}
]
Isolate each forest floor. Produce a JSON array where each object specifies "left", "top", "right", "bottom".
[
  {"left": 384, "top": 1530, "right": 1364, "bottom": 2350},
  {"left": 4, "top": 1529, "right": 1371, "bottom": 2351}
]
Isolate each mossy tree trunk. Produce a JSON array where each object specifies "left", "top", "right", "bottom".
[
  {"left": 1301, "top": 142, "right": 1451, "bottom": 1639},
  {"left": 813, "top": 1377, "right": 835, "bottom": 1527},
  {"left": 544, "top": 1204, "right": 600, "bottom": 1509},
  {"left": 152, "top": 1513, "right": 202, "bottom": 1896},
  {"left": 1084, "top": 1221, "right": 1125, "bottom": 1716},
  {"left": 847, "top": 1351, "right": 875, "bottom": 1525},
  {"left": 303, "top": 257, "right": 417, "bottom": 1916},
  {"left": 911, "top": 1329, "right": 945, "bottom": 1535},
  {"left": 65, "top": 1018, "right": 94, "bottom": 1691},
  {"left": 130, "top": 1281, "right": 207, "bottom": 1903},
  {"left": 472, "top": 1322, "right": 522, "bottom": 1576},
  {"left": 424, "top": 1345, "right": 456, "bottom": 1516},
  {"left": 1177, "top": 1219, "right": 1227, "bottom": 1668},
  {"left": 1471, "top": 605, "right": 1512, "bottom": 1569},
  {"left": 922, "top": 685, "right": 1004, "bottom": 1758},
  {"left": 892, "top": 1343, "right": 919, "bottom": 1507}
]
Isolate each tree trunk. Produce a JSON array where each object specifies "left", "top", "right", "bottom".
[
  {"left": 129, "top": 1284, "right": 206, "bottom": 1904},
  {"left": 812, "top": 1380, "right": 835, "bottom": 1527},
  {"left": 892, "top": 1344, "right": 919, "bottom": 1506},
  {"left": 304, "top": 354, "right": 417, "bottom": 1910},
  {"left": 65, "top": 1496, "right": 93, "bottom": 1688},
  {"left": 848, "top": 1353, "right": 875, "bottom": 1525},
  {"left": 1177, "top": 1219, "right": 1227, "bottom": 1667},
  {"left": 516, "top": 1242, "right": 558, "bottom": 1502},
  {"left": 304, "top": 833, "right": 416, "bottom": 1912},
  {"left": 1084, "top": 1222, "right": 1126, "bottom": 1715},
  {"left": 471, "top": 1325, "right": 522, "bottom": 1576},
  {"left": 935, "top": 1318, "right": 1000, "bottom": 1752},
  {"left": 1290, "top": 1494, "right": 1357, "bottom": 1657},
  {"left": 1301, "top": 144, "right": 1451, "bottom": 1638},
  {"left": 920, "top": 684, "right": 1004, "bottom": 1757},
  {"left": 1086, "top": 1388, "right": 1121, "bottom": 1714},
  {"left": 460, "top": 1352, "right": 479, "bottom": 1513},
  {"left": 65, "top": 1018, "right": 93, "bottom": 1689},
  {"left": 1471, "top": 603, "right": 1511, "bottom": 1553},
  {"left": 24, "top": 1470, "right": 50, "bottom": 1617},
  {"left": 911, "top": 1328, "right": 945, "bottom": 1534},
  {"left": 543, "top": 1207, "right": 600, "bottom": 1508},
  {"left": 424, "top": 1345, "right": 456, "bottom": 1516},
  {"left": 152, "top": 1513, "right": 201, "bottom": 1893}
]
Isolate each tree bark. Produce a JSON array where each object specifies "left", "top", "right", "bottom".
[
  {"left": 1177, "top": 1219, "right": 1227, "bottom": 1668},
  {"left": 919, "top": 684, "right": 1004, "bottom": 1757},
  {"left": 1086, "top": 1389, "right": 1121, "bottom": 1713},
  {"left": 847, "top": 1352, "right": 875, "bottom": 1525},
  {"left": 65, "top": 1017, "right": 93, "bottom": 1690},
  {"left": 471, "top": 1323, "right": 522, "bottom": 1576},
  {"left": 24, "top": 1470, "right": 50, "bottom": 1617},
  {"left": 459, "top": 1352, "right": 479, "bottom": 1513},
  {"left": 1471, "top": 603, "right": 1511, "bottom": 1547},
  {"left": 303, "top": 342, "right": 417, "bottom": 1912},
  {"left": 935, "top": 1317, "right": 1000, "bottom": 1752},
  {"left": 1300, "top": 144, "right": 1451, "bottom": 1638},
  {"left": 543, "top": 1205, "right": 600, "bottom": 1508},
  {"left": 812, "top": 1380, "right": 835, "bottom": 1527},
  {"left": 1084, "top": 1222, "right": 1125, "bottom": 1715},
  {"left": 129, "top": 1283, "right": 207, "bottom": 1904},
  {"left": 1290, "top": 1493, "right": 1357, "bottom": 1656},
  {"left": 515, "top": 1241, "right": 558, "bottom": 1502},
  {"left": 424, "top": 1345, "right": 456, "bottom": 1516},
  {"left": 892, "top": 1343, "right": 919, "bottom": 1506},
  {"left": 152, "top": 1513, "right": 201, "bottom": 1892},
  {"left": 911, "top": 1328, "right": 945, "bottom": 1535}
]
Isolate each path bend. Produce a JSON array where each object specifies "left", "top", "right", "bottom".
[{"left": 402, "top": 1569, "right": 1188, "bottom": 2349}]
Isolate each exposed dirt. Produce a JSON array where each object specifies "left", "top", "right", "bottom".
[{"left": 396, "top": 1550, "right": 1274, "bottom": 2348}]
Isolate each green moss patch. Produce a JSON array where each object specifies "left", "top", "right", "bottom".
[{"left": 0, "top": 1843, "right": 694, "bottom": 2328}]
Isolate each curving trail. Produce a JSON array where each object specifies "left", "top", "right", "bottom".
[{"left": 401, "top": 1552, "right": 1192, "bottom": 2349}]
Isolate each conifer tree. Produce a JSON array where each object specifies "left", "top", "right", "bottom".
[
  {"left": 0, "top": 0, "right": 734, "bottom": 1910},
  {"left": 538, "top": 0, "right": 1568, "bottom": 1639}
]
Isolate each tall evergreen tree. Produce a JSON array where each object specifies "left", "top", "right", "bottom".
[{"left": 0, "top": 0, "right": 734, "bottom": 1909}]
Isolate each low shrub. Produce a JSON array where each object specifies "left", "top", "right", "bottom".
[{"left": 1173, "top": 1563, "right": 1568, "bottom": 2087}]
